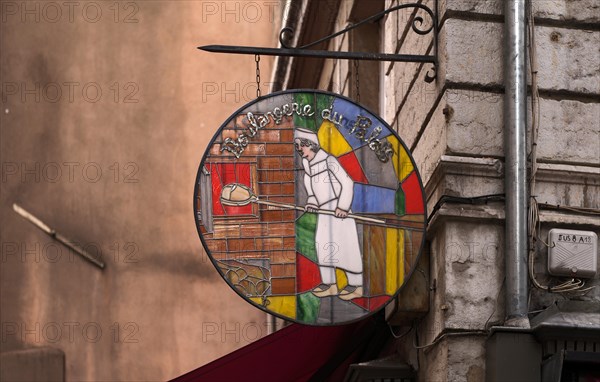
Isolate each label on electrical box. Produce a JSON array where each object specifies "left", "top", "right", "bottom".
[{"left": 556, "top": 233, "right": 594, "bottom": 245}]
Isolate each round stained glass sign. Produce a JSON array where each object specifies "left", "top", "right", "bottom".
[{"left": 194, "top": 90, "right": 426, "bottom": 325}]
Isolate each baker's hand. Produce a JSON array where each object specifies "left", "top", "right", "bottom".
[
  {"left": 335, "top": 208, "right": 348, "bottom": 218},
  {"left": 305, "top": 204, "right": 318, "bottom": 212}
]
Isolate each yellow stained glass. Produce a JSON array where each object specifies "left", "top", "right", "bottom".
[
  {"left": 335, "top": 268, "right": 349, "bottom": 291},
  {"left": 250, "top": 296, "right": 296, "bottom": 318},
  {"left": 385, "top": 228, "right": 405, "bottom": 295},
  {"left": 318, "top": 121, "right": 353, "bottom": 157},
  {"left": 387, "top": 135, "right": 414, "bottom": 182}
]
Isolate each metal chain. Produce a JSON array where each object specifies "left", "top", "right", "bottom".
[
  {"left": 353, "top": 59, "right": 360, "bottom": 103},
  {"left": 255, "top": 54, "right": 261, "bottom": 98}
]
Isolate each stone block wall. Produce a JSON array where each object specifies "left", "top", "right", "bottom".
[
  {"left": 283, "top": 0, "right": 598, "bottom": 379},
  {"left": 380, "top": 0, "right": 599, "bottom": 380}
]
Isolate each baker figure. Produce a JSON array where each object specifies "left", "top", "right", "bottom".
[{"left": 294, "top": 128, "right": 364, "bottom": 300}]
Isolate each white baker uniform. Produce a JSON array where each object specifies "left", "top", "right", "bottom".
[{"left": 302, "top": 149, "right": 363, "bottom": 286}]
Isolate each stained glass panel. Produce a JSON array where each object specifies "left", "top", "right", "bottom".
[{"left": 194, "top": 90, "right": 426, "bottom": 325}]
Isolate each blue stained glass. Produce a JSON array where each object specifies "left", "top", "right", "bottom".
[
  {"left": 330, "top": 98, "right": 393, "bottom": 149},
  {"left": 351, "top": 184, "right": 396, "bottom": 214}
]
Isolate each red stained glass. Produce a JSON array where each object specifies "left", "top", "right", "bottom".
[
  {"left": 296, "top": 253, "right": 321, "bottom": 293},
  {"left": 351, "top": 295, "right": 390, "bottom": 312},
  {"left": 209, "top": 163, "right": 252, "bottom": 216},
  {"left": 338, "top": 152, "right": 369, "bottom": 184},
  {"left": 401, "top": 171, "right": 424, "bottom": 214}
]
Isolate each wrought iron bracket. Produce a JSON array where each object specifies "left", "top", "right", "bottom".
[{"left": 198, "top": 2, "right": 439, "bottom": 83}]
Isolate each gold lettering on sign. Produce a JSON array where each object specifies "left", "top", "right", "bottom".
[
  {"left": 220, "top": 102, "right": 315, "bottom": 158},
  {"left": 322, "top": 110, "right": 394, "bottom": 163}
]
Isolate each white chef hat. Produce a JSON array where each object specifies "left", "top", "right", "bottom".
[{"left": 294, "top": 128, "right": 319, "bottom": 144}]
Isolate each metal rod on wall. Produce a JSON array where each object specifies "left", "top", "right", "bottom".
[
  {"left": 199, "top": 45, "right": 437, "bottom": 63},
  {"left": 13, "top": 203, "right": 105, "bottom": 269},
  {"left": 198, "top": 2, "right": 438, "bottom": 81}
]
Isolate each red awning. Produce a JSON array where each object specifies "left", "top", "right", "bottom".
[{"left": 171, "top": 315, "right": 388, "bottom": 382}]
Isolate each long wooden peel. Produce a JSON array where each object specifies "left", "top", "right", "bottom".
[
  {"left": 220, "top": 183, "right": 385, "bottom": 224},
  {"left": 12, "top": 203, "right": 105, "bottom": 269}
]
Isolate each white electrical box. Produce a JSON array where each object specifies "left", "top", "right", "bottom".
[{"left": 548, "top": 229, "right": 598, "bottom": 278}]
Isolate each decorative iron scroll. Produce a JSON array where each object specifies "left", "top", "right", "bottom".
[
  {"left": 278, "top": 3, "right": 435, "bottom": 48},
  {"left": 198, "top": 2, "right": 438, "bottom": 82}
]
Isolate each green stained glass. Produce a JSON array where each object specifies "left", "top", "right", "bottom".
[
  {"left": 297, "top": 292, "right": 320, "bottom": 323},
  {"left": 395, "top": 186, "right": 406, "bottom": 216},
  {"left": 296, "top": 212, "right": 318, "bottom": 262},
  {"left": 293, "top": 93, "right": 317, "bottom": 131},
  {"left": 315, "top": 94, "right": 334, "bottom": 129}
]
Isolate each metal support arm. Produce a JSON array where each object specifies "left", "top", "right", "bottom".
[{"left": 198, "top": 2, "right": 439, "bottom": 83}]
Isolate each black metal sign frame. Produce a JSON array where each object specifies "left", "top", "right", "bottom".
[{"left": 198, "top": 2, "right": 439, "bottom": 83}]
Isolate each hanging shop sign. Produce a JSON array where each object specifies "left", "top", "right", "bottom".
[{"left": 194, "top": 90, "right": 426, "bottom": 325}]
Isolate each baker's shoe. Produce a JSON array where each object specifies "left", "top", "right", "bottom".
[
  {"left": 312, "top": 284, "right": 338, "bottom": 297},
  {"left": 338, "top": 286, "right": 363, "bottom": 300}
]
